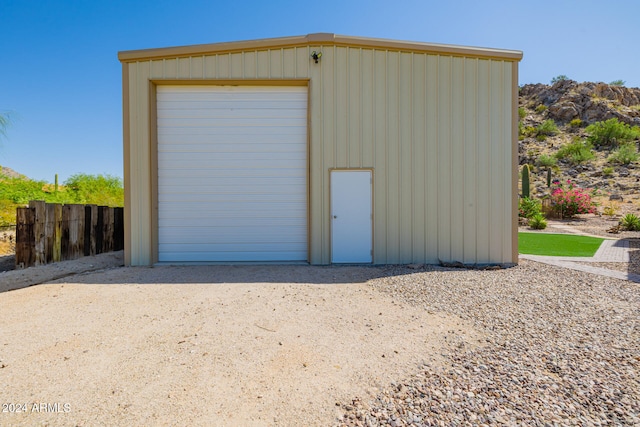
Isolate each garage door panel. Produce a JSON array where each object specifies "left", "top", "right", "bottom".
[
  {"left": 159, "top": 194, "right": 307, "bottom": 204},
  {"left": 158, "top": 107, "right": 306, "bottom": 120},
  {"left": 160, "top": 215, "right": 306, "bottom": 226},
  {"left": 159, "top": 203, "right": 307, "bottom": 216},
  {"left": 161, "top": 224, "right": 306, "bottom": 239},
  {"left": 158, "top": 250, "right": 307, "bottom": 263},
  {"left": 158, "top": 126, "right": 306, "bottom": 137},
  {"left": 157, "top": 168, "right": 305, "bottom": 179},
  {"left": 159, "top": 177, "right": 306, "bottom": 190},
  {"left": 158, "top": 139, "right": 307, "bottom": 151},
  {"left": 157, "top": 116, "right": 306, "bottom": 128},
  {"left": 159, "top": 152, "right": 305, "bottom": 164},
  {"left": 157, "top": 85, "right": 308, "bottom": 262}
]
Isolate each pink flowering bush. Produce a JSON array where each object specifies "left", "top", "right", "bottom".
[{"left": 550, "top": 180, "right": 597, "bottom": 219}]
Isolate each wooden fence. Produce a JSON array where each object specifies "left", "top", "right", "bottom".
[{"left": 15, "top": 201, "right": 124, "bottom": 269}]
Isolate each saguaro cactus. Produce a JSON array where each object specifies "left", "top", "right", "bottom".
[
  {"left": 522, "top": 164, "right": 530, "bottom": 198},
  {"left": 546, "top": 168, "right": 552, "bottom": 188}
]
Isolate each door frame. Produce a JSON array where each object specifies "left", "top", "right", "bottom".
[{"left": 329, "top": 168, "right": 374, "bottom": 264}]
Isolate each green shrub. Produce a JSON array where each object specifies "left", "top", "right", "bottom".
[
  {"left": 528, "top": 213, "right": 548, "bottom": 230},
  {"left": 535, "top": 104, "right": 548, "bottom": 114},
  {"left": 551, "top": 75, "right": 569, "bottom": 84},
  {"left": 536, "top": 154, "right": 557, "bottom": 168},
  {"left": 0, "top": 173, "right": 124, "bottom": 226},
  {"left": 518, "top": 107, "right": 526, "bottom": 119},
  {"left": 519, "top": 197, "right": 542, "bottom": 219},
  {"left": 607, "top": 142, "right": 639, "bottom": 165},
  {"left": 609, "top": 79, "right": 626, "bottom": 86},
  {"left": 603, "top": 204, "right": 617, "bottom": 216},
  {"left": 520, "top": 125, "right": 536, "bottom": 139},
  {"left": 518, "top": 121, "right": 525, "bottom": 140},
  {"left": 537, "top": 119, "right": 558, "bottom": 137},
  {"left": 621, "top": 213, "right": 640, "bottom": 231},
  {"left": 63, "top": 174, "right": 124, "bottom": 207},
  {"left": 555, "top": 140, "right": 595, "bottom": 164},
  {"left": 602, "top": 166, "right": 614, "bottom": 176},
  {"left": 585, "top": 118, "right": 640, "bottom": 147},
  {"left": 569, "top": 118, "right": 583, "bottom": 128}
]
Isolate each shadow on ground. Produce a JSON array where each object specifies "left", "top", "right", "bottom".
[
  {"left": 0, "top": 254, "right": 14, "bottom": 273},
  {"left": 0, "top": 250, "right": 501, "bottom": 293}
]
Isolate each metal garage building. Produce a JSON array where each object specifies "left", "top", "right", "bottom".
[{"left": 119, "top": 33, "right": 522, "bottom": 266}]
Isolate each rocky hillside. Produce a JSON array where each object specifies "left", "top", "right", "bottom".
[
  {"left": 518, "top": 79, "right": 640, "bottom": 204},
  {"left": 0, "top": 166, "right": 24, "bottom": 179}
]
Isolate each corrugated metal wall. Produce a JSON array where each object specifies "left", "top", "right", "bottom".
[{"left": 124, "top": 45, "right": 515, "bottom": 266}]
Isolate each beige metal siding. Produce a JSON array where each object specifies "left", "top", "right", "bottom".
[{"left": 122, "top": 40, "right": 518, "bottom": 266}]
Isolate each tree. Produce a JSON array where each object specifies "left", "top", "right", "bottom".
[
  {"left": 0, "top": 112, "right": 11, "bottom": 141},
  {"left": 63, "top": 173, "right": 124, "bottom": 206},
  {"left": 550, "top": 75, "right": 569, "bottom": 84}
]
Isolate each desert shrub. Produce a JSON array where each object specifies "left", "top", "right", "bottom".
[
  {"left": 520, "top": 125, "right": 536, "bottom": 139},
  {"left": 554, "top": 139, "right": 595, "bottom": 164},
  {"left": 603, "top": 202, "right": 617, "bottom": 216},
  {"left": 535, "top": 104, "right": 548, "bottom": 114},
  {"left": 518, "top": 107, "right": 526, "bottom": 119},
  {"left": 620, "top": 213, "right": 640, "bottom": 231},
  {"left": 586, "top": 118, "right": 640, "bottom": 147},
  {"left": 0, "top": 176, "right": 49, "bottom": 204},
  {"left": 607, "top": 142, "right": 639, "bottom": 165},
  {"left": 602, "top": 166, "right": 614, "bottom": 176},
  {"left": 537, "top": 119, "right": 558, "bottom": 136},
  {"left": 551, "top": 75, "right": 569, "bottom": 84},
  {"left": 519, "top": 197, "right": 542, "bottom": 219},
  {"left": 550, "top": 180, "right": 597, "bottom": 219},
  {"left": 63, "top": 174, "right": 124, "bottom": 207},
  {"left": 536, "top": 154, "right": 557, "bottom": 168},
  {"left": 569, "top": 118, "right": 583, "bottom": 128},
  {"left": 518, "top": 121, "right": 525, "bottom": 140},
  {"left": 528, "top": 213, "right": 548, "bottom": 230},
  {"left": 609, "top": 79, "right": 626, "bottom": 86}
]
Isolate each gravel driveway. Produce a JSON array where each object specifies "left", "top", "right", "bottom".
[
  {"left": 0, "top": 261, "right": 478, "bottom": 426},
  {"left": 0, "top": 257, "right": 638, "bottom": 426}
]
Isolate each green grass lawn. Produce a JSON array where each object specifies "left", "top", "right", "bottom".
[{"left": 518, "top": 232, "right": 604, "bottom": 257}]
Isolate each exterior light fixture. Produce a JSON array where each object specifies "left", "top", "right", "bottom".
[{"left": 311, "top": 51, "right": 322, "bottom": 63}]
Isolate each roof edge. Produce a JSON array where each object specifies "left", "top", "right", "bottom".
[{"left": 118, "top": 33, "right": 523, "bottom": 62}]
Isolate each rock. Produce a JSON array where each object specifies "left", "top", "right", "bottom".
[
  {"left": 407, "top": 263, "right": 423, "bottom": 270},
  {"left": 610, "top": 194, "right": 624, "bottom": 201},
  {"left": 549, "top": 102, "right": 579, "bottom": 122}
]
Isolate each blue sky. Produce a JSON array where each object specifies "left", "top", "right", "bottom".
[{"left": 1, "top": 0, "right": 639, "bottom": 182}]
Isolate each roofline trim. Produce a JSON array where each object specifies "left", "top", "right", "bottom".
[{"left": 118, "top": 33, "right": 523, "bottom": 62}]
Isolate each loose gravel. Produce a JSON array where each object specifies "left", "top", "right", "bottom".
[{"left": 337, "top": 260, "right": 639, "bottom": 426}]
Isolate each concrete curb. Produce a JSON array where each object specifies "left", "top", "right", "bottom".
[{"left": 520, "top": 238, "right": 638, "bottom": 283}]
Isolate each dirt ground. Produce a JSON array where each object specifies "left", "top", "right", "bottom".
[{"left": 0, "top": 259, "right": 481, "bottom": 426}]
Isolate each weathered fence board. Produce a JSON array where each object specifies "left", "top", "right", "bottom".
[
  {"left": 15, "top": 201, "right": 124, "bottom": 269},
  {"left": 15, "top": 208, "right": 35, "bottom": 269},
  {"left": 29, "top": 200, "right": 46, "bottom": 266},
  {"left": 102, "top": 207, "right": 113, "bottom": 253}
]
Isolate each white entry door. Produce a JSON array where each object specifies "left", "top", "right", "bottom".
[{"left": 331, "top": 170, "right": 372, "bottom": 263}]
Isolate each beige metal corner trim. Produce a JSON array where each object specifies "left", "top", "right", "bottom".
[
  {"left": 118, "top": 33, "right": 523, "bottom": 63},
  {"left": 511, "top": 61, "right": 520, "bottom": 264},
  {"left": 121, "top": 62, "right": 132, "bottom": 266}
]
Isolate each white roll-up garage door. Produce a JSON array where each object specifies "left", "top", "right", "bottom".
[{"left": 157, "top": 86, "right": 308, "bottom": 262}]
